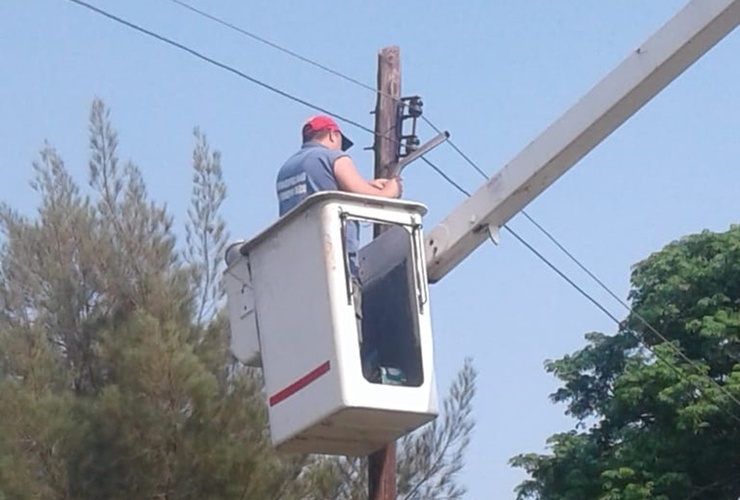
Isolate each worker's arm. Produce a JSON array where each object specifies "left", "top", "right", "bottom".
[{"left": 333, "top": 156, "right": 402, "bottom": 198}]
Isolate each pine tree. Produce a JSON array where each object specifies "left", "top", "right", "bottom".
[{"left": 0, "top": 98, "right": 477, "bottom": 499}]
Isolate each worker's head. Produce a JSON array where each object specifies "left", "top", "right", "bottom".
[{"left": 302, "top": 115, "right": 354, "bottom": 151}]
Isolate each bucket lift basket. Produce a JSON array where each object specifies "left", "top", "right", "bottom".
[{"left": 224, "top": 191, "right": 438, "bottom": 456}]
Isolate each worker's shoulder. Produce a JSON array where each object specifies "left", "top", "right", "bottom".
[
  {"left": 279, "top": 144, "right": 348, "bottom": 180},
  {"left": 298, "top": 144, "right": 349, "bottom": 168},
  {"left": 304, "top": 142, "right": 348, "bottom": 161}
]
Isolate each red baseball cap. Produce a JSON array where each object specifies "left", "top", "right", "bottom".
[{"left": 303, "top": 115, "right": 354, "bottom": 151}]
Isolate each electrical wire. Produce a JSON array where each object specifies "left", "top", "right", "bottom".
[
  {"left": 421, "top": 117, "right": 489, "bottom": 178},
  {"left": 164, "top": 0, "right": 431, "bottom": 121},
  {"left": 166, "top": 0, "right": 387, "bottom": 100},
  {"left": 419, "top": 158, "right": 740, "bottom": 422},
  {"left": 421, "top": 158, "right": 471, "bottom": 198},
  {"left": 520, "top": 209, "right": 735, "bottom": 371},
  {"left": 520, "top": 210, "right": 740, "bottom": 410},
  {"left": 502, "top": 224, "right": 740, "bottom": 416},
  {"left": 466, "top": 170, "right": 740, "bottom": 412},
  {"left": 417, "top": 156, "right": 650, "bottom": 341},
  {"left": 63, "top": 0, "right": 393, "bottom": 143}
]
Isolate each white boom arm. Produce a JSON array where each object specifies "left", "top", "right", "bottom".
[{"left": 425, "top": 0, "right": 740, "bottom": 283}]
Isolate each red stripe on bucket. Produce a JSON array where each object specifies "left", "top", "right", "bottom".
[{"left": 269, "top": 360, "right": 331, "bottom": 407}]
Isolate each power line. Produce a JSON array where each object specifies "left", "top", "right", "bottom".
[
  {"left": 434, "top": 132, "right": 737, "bottom": 411},
  {"left": 166, "top": 0, "right": 387, "bottom": 100},
  {"left": 423, "top": 158, "right": 739, "bottom": 417},
  {"left": 64, "top": 0, "right": 382, "bottom": 139},
  {"left": 163, "top": 0, "right": 429, "bottom": 123},
  {"left": 519, "top": 210, "right": 740, "bottom": 411},
  {"left": 431, "top": 142, "right": 740, "bottom": 415},
  {"left": 421, "top": 158, "right": 471, "bottom": 198},
  {"left": 418, "top": 157, "right": 656, "bottom": 338},
  {"left": 421, "top": 134, "right": 740, "bottom": 418},
  {"left": 415, "top": 161, "right": 659, "bottom": 377},
  {"left": 423, "top": 157, "right": 740, "bottom": 419},
  {"left": 421, "top": 117, "right": 488, "bottom": 178},
  {"left": 503, "top": 223, "right": 740, "bottom": 415}
]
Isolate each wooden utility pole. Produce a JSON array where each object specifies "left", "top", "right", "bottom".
[
  {"left": 373, "top": 45, "right": 401, "bottom": 236},
  {"left": 368, "top": 45, "right": 401, "bottom": 499}
]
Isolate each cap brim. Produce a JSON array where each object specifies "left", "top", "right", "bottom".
[{"left": 341, "top": 133, "right": 354, "bottom": 151}]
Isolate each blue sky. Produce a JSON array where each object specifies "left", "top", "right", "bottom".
[{"left": 3, "top": 1, "right": 740, "bottom": 497}]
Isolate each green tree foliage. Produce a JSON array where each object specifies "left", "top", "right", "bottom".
[
  {"left": 0, "top": 99, "right": 476, "bottom": 499},
  {"left": 511, "top": 226, "right": 740, "bottom": 500}
]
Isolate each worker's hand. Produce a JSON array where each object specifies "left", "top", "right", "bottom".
[
  {"left": 370, "top": 178, "right": 389, "bottom": 189},
  {"left": 383, "top": 176, "right": 403, "bottom": 198}
]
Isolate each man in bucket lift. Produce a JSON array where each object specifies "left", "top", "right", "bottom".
[{"left": 276, "top": 115, "right": 402, "bottom": 382}]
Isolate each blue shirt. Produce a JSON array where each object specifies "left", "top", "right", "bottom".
[{"left": 277, "top": 141, "right": 361, "bottom": 277}]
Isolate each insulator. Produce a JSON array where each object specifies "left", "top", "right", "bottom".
[
  {"left": 404, "top": 135, "right": 420, "bottom": 154},
  {"left": 408, "top": 97, "right": 423, "bottom": 118}
]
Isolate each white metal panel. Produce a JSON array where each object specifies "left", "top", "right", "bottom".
[
  {"left": 223, "top": 252, "right": 261, "bottom": 366},
  {"left": 249, "top": 207, "right": 344, "bottom": 446},
  {"left": 425, "top": 0, "right": 740, "bottom": 283}
]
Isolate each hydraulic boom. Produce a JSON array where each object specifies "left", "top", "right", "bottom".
[{"left": 425, "top": 0, "right": 740, "bottom": 283}]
